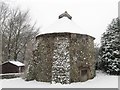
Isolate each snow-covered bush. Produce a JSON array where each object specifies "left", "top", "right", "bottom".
[{"left": 99, "top": 18, "right": 120, "bottom": 75}]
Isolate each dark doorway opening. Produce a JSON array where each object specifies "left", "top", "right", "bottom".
[{"left": 80, "top": 69, "right": 88, "bottom": 82}]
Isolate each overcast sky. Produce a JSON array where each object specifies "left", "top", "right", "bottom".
[{"left": 2, "top": 0, "right": 119, "bottom": 44}]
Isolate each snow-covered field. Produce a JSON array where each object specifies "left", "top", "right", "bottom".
[{"left": 0, "top": 71, "right": 118, "bottom": 88}]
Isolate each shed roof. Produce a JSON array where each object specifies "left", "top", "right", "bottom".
[{"left": 2, "top": 61, "right": 25, "bottom": 67}]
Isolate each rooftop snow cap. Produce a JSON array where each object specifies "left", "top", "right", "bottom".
[
  {"left": 59, "top": 11, "right": 72, "bottom": 20},
  {"left": 2, "top": 60, "right": 25, "bottom": 67},
  {"left": 40, "top": 11, "right": 85, "bottom": 34}
]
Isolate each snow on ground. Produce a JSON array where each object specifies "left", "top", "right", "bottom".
[{"left": 0, "top": 71, "right": 118, "bottom": 88}]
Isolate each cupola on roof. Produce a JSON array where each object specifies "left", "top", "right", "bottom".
[{"left": 59, "top": 11, "right": 72, "bottom": 20}]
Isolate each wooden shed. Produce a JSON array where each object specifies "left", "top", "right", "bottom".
[{"left": 1, "top": 61, "right": 25, "bottom": 74}]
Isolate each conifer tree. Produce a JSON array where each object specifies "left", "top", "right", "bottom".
[{"left": 100, "top": 18, "right": 120, "bottom": 75}]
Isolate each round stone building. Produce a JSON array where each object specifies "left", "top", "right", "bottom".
[{"left": 26, "top": 11, "right": 96, "bottom": 84}]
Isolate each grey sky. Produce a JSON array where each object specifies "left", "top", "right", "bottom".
[{"left": 3, "top": 0, "right": 119, "bottom": 44}]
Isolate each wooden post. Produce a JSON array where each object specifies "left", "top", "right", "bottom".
[
  {"left": 19, "top": 67, "right": 21, "bottom": 73},
  {"left": 0, "top": 29, "right": 2, "bottom": 64}
]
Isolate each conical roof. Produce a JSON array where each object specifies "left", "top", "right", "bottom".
[{"left": 40, "top": 11, "right": 84, "bottom": 34}]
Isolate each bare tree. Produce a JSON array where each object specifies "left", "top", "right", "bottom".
[
  {"left": 0, "top": 2, "right": 39, "bottom": 63},
  {"left": 0, "top": 2, "right": 10, "bottom": 63}
]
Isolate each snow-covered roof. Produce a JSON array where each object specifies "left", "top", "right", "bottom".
[
  {"left": 9, "top": 61, "right": 25, "bottom": 67},
  {"left": 2, "top": 61, "right": 25, "bottom": 67},
  {"left": 39, "top": 12, "right": 85, "bottom": 35}
]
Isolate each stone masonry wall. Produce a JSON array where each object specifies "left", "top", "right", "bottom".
[
  {"left": 70, "top": 34, "right": 95, "bottom": 82},
  {"left": 26, "top": 33, "right": 95, "bottom": 84}
]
